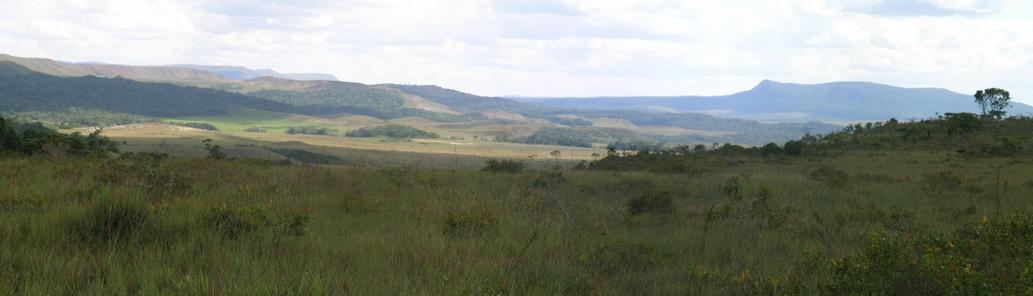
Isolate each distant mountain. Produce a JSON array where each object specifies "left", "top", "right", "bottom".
[
  {"left": 171, "top": 65, "right": 337, "bottom": 81},
  {"left": 0, "top": 54, "right": 227, "bottom": 84},
  {"left": 0, "top": 62, "right": 298, "bottom": 117},
  {"left": 0, "top": 54, "right": 844, "bottom": 145},
  {"left": 513, "top": 80, "right": 1033, "bottom": 122}
]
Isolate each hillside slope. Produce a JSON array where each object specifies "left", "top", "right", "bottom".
[
  {"left": 0, "top": 54, "right": 227, "bottom": 84},
  {"left": 0, "top": 62, "right": 299, "bottom": 117},
  {"left": 516, "top": 80, "right": 1033, "bottom": 121}
]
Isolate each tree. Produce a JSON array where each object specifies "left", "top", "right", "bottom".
[{"left": 974, "top": 88, "right": 1011, "bottom": 120}]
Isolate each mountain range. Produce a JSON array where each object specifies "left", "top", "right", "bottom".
[
  {"left": 5, "top": 53, "right": 1017, "bottom": 147},
  {"left": 513, "top": 80, "right": 1033, "bottom": 122}
]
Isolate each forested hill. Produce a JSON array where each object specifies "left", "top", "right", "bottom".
[
  {"left": 381, "top": 84, "right": 532, "bottom": 114},
  {"left": 0, "top": 62, "right": 300, "bottom": 117}
]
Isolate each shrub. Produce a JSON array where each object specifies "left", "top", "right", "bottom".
[
  {"left": 923, "top": 170, "right": 964, "bottom": 192},
  {"left": 626, "top": 190, "right": 675, "bottom": 216},
  {"left": 532, "top": 171, "right": 567, "bottom": 188},
  {"left": 481, "top": 159, "right": 525, "bottom": 173},
  {"left": 441, "top": 209, "right": 497, "bottom": 238},
  {"left": 244, "top": 127, "right": 266, "bottom": 133},
  {"left": 808, "top": 166, "right": 850, "bottom": 187},
  {"left": 722, "top": 176, "right": 745, "bottom": 201},
  {"left": 65, "top": 195, "right": 156, "bottom": 244},
  {"left": 203, "top": 205, "right": 271, "bottom": 239},
  {"left": 826, "top": 214, "right": 1033, "bottom": 294}
]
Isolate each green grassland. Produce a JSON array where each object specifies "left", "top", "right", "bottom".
[
  {"left": 5, "top": 114, "right": 1033, "bottom": 294},
  {"left": 3, "top": 147, "right": 1033, "bottom": 294}
]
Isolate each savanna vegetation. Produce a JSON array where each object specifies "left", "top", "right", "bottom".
[
  {"left": 345, "top": 124, "right": 440, "bottom": 139},
  {"left": 3, "top": 89, "right": 1033, "bottom": 294}
]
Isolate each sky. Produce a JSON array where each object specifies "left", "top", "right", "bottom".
[{"left": 1, "top": 0, "right": 1032, "bottom": 102}]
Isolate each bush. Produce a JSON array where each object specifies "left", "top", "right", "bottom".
[
  {"left": 808, "top": 166, "right": 850, "bottom": 187},
  {"left": 244, "top": 127, "right": 266, "bottom": 133},
  {"left": 481, "top": 159, "right": 525, "bottom": 173},
  {"left": 441, "top": 209, "right": 497, "bottom": 238},
  {"left": 626, "top": 190, "right": 675, "bottom": 216},
  {"left": 203, "top": 204, "right": 311, "bottom": 239},
  {"left": 826, "top": 214, "right": 1033, "bottom": 294},
  {"left": 65, "top": 195, "right": 156, "bottom": 244}
]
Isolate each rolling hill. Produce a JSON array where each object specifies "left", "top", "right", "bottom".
[
  {"left": 0, "top": 54, "right": 228, "bottom": 84},
  {"left": 0, "top": 62, "right": 299, "bottom": 117},
  {"left": 0, "top": 54, "right": 843, "bottom": 146},
  {"left": 514, "top": 80, "right": 1033, "bottom": 122}
]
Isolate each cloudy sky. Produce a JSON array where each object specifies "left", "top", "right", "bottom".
[{"left": 1, "top": 0, "right": 1032, "bottom": 102}]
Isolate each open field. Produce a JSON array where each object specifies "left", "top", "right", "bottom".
[
  {"left": 86, "top": 122, "right": 607, "bottom": 165},
  {"left": 2, "top": 149, "right": 1032, "bottom": 294}
]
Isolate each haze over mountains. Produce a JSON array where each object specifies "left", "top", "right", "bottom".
[{"left": 515, "top": 80, "right": 1033, "bottom": 122}]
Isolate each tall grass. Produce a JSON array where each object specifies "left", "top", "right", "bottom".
[{"left": 1, "top": 151, "right": 1032, "bottom": 294}]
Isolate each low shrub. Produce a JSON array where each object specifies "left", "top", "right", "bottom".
[
  {"left": 626, "top": 190, "right": 675, "bottom": 216},
  {"left": 481, "top": 159, "right": 525, "bottom": 174},
  {"left": 203, "top": 204, "right": 272, "bottom": 240},
  {"left": 65, "top": 195, "right": 157, "bottom": 244},
  {"left": 441, "top": 209, "right": 497, "bottom": 239},
  {"left": 807, "top": 166, "right": 850, "bottom": 187}
]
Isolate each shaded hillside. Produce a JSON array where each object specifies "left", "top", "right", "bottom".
[
  {"left": 221, "top": 78, "right": 462, "bottom": 121},
  {"left": 382, "top": 84, "right": 531, "bottom": 114},
  {"left": 0, "top": 62, "right": 299, "bottom": 117},
  {"left": 0, "top": 54, "right": 227, "bottom": 84},
  {"left": 516, "top": 80, "right": 1033, "bottom": 121},
  {"left": 172, "top": 64, "right": 337, "bottom": 81}
]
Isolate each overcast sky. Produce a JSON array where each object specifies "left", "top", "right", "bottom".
[{"left": 1, "top": 0, "right": 1031, "bottom": 102}]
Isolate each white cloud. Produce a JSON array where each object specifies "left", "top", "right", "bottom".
[{"left": 0, "top": 0, "right": 1031, "bottom": 102}]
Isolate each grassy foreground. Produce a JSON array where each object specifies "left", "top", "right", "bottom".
[{"left": 2, "top": 148, "right": 1033, "bottom": 294}]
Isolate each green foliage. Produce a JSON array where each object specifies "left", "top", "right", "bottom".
[
  {"left": 974, "top": 88, "right": 1011, "bottom": 120},
  {"left": 0, "top": 64, "right": 300, "bottom": 117},
  {"left": 243, "top": 127, "right": 266, "bottom": 133},
  {"left": 441, "top": 209, "right": 497, "bottom": 239},
  {"left": 286, "top": 126, "right": 337, "bottom": 136},
  {"left": 203, "top": 204, "right": 272, "bottom": 239},
  {"left": 481, "top": 159, "right": 525, "bottom": 173},
  {"left": 267, "top": 148, "right": 344, "bottom": 165},
  {"left": 808, "top": 166, "right": 850, "bottom": 187},
  {"left": 825, "top": 214, "right": 1033, "bottom": 294},
  {"left": 2, "top": 107, "right": 153, "bottom": 128},
  {"left": 625, "top": 190, "right": 675, "bottom": 216},
  {"left": 506, "top": 127, "right": 595, "bottom": 148},
  {"left": 345, "top": 124, "right": 439, "bottom": 139},
  {"left": 64, "top": 194, "right": 157, "bottom": 245},
  {"left": 0, "top": 116, "right": 118, "bottom": 156},
  {"left": 202, "top": 138, "right": 226, "bottom": 160}
]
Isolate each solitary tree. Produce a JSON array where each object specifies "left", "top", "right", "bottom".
[{"left": 974, "top": 88, "right": 1011, "bottom": 120}]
